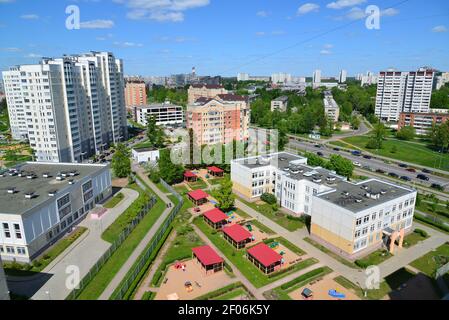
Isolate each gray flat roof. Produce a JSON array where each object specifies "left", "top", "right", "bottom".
[
  {"left": 273, "top": 96, "right": 289, "bottom": 102},
  {"left": 318, "top": 179, "right": 414, "bottom": 212},
  {"left": 0, "top": 162, "right": 108, "bottom": 215}
]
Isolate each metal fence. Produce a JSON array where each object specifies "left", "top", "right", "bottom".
[
  {"left": 110, "top": 179, "right": 184, "bottom": 300},
  {"left": 65, "top": 183, "right": 157, "bottom": 300}
]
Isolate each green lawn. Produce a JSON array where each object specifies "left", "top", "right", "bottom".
[
  {"left": 208, "top": 177, "right": 225, "bottom": 185},
  {"left": 402, "top": 229, "right": 429, "bottom": 248},
  {"left": 250, "top": 220, "right": 275, "bottom": 235},
  {"left": 334, "top": 267, "right": 416, "bottom": 300},
  {"left": 237, "top": 197, "right": 305, "bottom": 231},
  {"left": 342, "top": 136, "right": 449, "bottom": 171},
  {"left": 410, "top": 242, "right": 449, "bottom": 277},
  {"left": 194, "top": 282, "right": 254, "bottom": 300},
  {"left": 193, "top": 217, "right": 317, "bottom": 288},
  {"left": 104, "top": 192, "right": 124, "bottom": 209},
  {"left": 187, "top": 179, "right": 208, "bottom": 190},
  {"left": 416, "top": 201, "right": 449, "bottom": 224},
  {"left": 173, "top": 184, "right": 190, "bottom": 196},
  {"left": 3, "top": 227, "right": 87, "bottom": 276},
  {"left": 355, "top": 249, "right": 393, "bottom": 268},
  {"left": 76, "top": 186, "right": 166, "bottom": 300},
  {"left": 263, "top": 267, "right": 333, "bottom": 300},
  {"left": 303, "top": 237, "right": 359, "bottom": 269}
]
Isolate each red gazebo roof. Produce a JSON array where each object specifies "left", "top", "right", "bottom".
[
  {"left": 184, "top": 171, "right": 197, "bottom": 178},
  {"left": 187, "top": 189, "right": 209, "bottom": 201},
  {"left": 207, "top": 166, "right": 224, "bottom": 173},
  {"left": 223, "top": 224, "right": 252, "bottom": 243},
  {"left": 192, "top": 245, "right": 224, "bottom": 266},
  {"left": 203, "top": 208, "right": 228, "bottom": 224},
  {"left": 247, "top": 243, "right": 282, "bottom": 268}
]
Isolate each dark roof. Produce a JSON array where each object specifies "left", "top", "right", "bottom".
[
  {"left": 223, "top": 224, "right": 252, "bottom": 242},
  {"left": 194, "top": 97, "right": 213, "bottom": 104},
  {"left": 203, "top": 208, "right": 228, "bottom": 223},
  {"left": 191, "top": 84, "right": 224, "bottom": 89},
  {"left": 192, "top": 245, "right": 224, "bottom": 266},
  {"left": 217, "top": 94, "right": 247, "bottom": 102},
  {"left": 247, "top": 243, "right": 282, "bottom": 267}
]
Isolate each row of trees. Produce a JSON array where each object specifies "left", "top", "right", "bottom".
[
  {"left": 431, "top": 82, "right": 449, "bottom": 109},
  {"left": 304, "top": 152, "right": 355, "bottom": 179},
  {"left": 148, "top": 84, "right": 188, "bottom": 106}
]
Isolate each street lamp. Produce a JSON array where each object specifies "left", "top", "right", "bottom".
[{"left": 45, "top": 290, "right": 52, "bottom": 300}]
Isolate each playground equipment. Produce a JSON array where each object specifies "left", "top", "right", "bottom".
[
  {"left": 328, "top": 289, "right": 346, "bottom": 299},
  {"left": 185, "top": 281, "right": 193, "bottom": 292},
  {"left": 269, "top": 242, "right": 279, "bottom": 249},
  {"left": 301, "top": 288, "right": 313, "bottom": 299},
  {"left": 280, "top": 251, "right": 285, "bottom": 255},
  {"left": 194, "top": 207, "right": 201, "bottom": 213},
  {"left": 246, "top": 224, "right": 253, "bottom": 232}
]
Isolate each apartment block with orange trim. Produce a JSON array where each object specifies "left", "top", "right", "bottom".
[
  {"left": 187, "top": 84, "right": 228, "bottom": 104},
  {"left": 125, "top": 78, "right": 147, "bottom": 110},
  {"left": 186, "top": 94, "right": 250, "bottom": 145},
  {"left": 231, "top": 152, "right": 417, "bottom": 259}
]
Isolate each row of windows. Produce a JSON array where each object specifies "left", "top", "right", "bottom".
[{"left": 1, "top": 223, "right": 22, "bottom": 240}]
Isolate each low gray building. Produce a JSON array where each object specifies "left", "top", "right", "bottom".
[{"left": 0, "top": 162, "right": 112, "bottom": 263}]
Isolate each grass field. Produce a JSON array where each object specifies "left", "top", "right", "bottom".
[
  {"left": 194, "top": 282, "right": 254, "bottom": 300},
  {"left": 237, "top": 197, "right": 305, "bottom": 231},
  {"left": 193, "top": 217, "right": 317, "bottom": 288},
  {"left": 104, "top": 192, "right": 124, "bottom": 209},
  {"left": 187, "top": 179, "right": 208, "bottom": 190},
  {"left": 355, "top": 249, "right": 392, "bottom": 268},
  {"left": 410, "top": 242, "right": 449, "bottom": 277},
  {"left": 342, "top": 136, "right": 449, "bottom": 171},
  {"left": 303, "top": 237, "right": 359, "bottom": 269},
  {"left": 402, "top": 229, "right": 429, "bottom": 248},
  {"left": 416, "top": 201, "right": 449, "bottom": 224}
]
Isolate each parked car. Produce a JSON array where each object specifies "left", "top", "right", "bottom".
[
  {"left": 333, "top": 147, "right": 341, "bottom": 151},
  {"left": 317, "top": 152, "right": 324, "bottom": 156},
  {"left": 314, "top": 144, "right": 321, "bottom": 148},
  {"left": 417, "top": 174, "right": 430, "bottom": 181},
  {"left": 376, "top": 169, "right": 386, "bottom": 174},
  {"left": 422, "top": 168, "right": 432, "bottom": 174},
  {"left": 388, "top": 172, "right": 399, "bottom": 178},
  {"left": 363, "top": 155, "right": 372, "bottom": 159},
  {"left": 400, "top": 176, "right": 411, "bottom": 181},
  {"left": 431, "top": 183, "right": 444, "bottom": 191},
  {"left": 398, "top": 163, "right": 408, "bottom": 168},
  {"left": 351, "top": 150, "right": 362, "bottom": 156},
  {"left": 353, "top": 161, "right": 362, "bottom": 167},
  {"left": 406, "top": 168, "right": 416, "bottom": 173}
]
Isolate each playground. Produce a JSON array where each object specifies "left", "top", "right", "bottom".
[
  {"left": 268, "top": 242, "right": 303, "bottom": 268},
  {"left": 154, "top": 259, "right": 234, "bottom": 300},
  {"left": 289, "top": 273, "right": 360, "bottom": 300},
  {"left": 243, "top": 222, "right": 272, "bottom": 244}
]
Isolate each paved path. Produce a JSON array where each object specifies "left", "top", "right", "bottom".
[
  {"left": 98, "top": 165, "right": 173, "bottom": 300},
  {"left": 6, "top": 188, "right": 139, "bottom": 300}
]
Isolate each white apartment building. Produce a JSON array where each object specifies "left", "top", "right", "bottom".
[
  {"left": 0, "top": 162, "right": 112, "bottom": 263},
  {"left": 231, "top": 152, "right": 416, "bottom": 258},
  {"left": 313, "top": 70, "right": 322, "bottom": 84},
  {"left": 375, "top": 68, "right": 434, "bottom": 122},
  {"left": 271, "top": 96, "right": 289, "bottom": 112},
  {"left": 339, "top": 70, "right": 347, "bottom": 83},
  {"left": 271, "top": 73, "right": 292, "bottom": 84},
  {"left": 133, "top": 103, "right": 184, "bottom": 127},
  {"left": 2, "top": 52, "right": 128, "bottom": 162},
  {"left": 361, "top": 71, "right": 378, "bottom": 86},
  {"left": 323, "top": 91, "right": 340, "bottom": 122},
  {"left": 436, "top": 72, "right": 449, "bottom": 90},
  {"left": 237, "top": 73, "right": 249, "bottom": 82},
  {"left": 0, "top": 256, "right": 8, "bottom": 300}
]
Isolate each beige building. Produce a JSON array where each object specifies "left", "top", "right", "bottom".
[
  {"left": 125, "top": 78, "right": 147, "bottom": 111},
  {"left": 271, "top": 96, "right": 289, "bottom": 112},
  {"left": 188, "top": 84, "right": 228, "bottom": 104},
  {"left": 186, "top": 94, "right": 250, "bottom": 146}
]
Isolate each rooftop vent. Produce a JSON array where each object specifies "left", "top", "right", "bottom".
[
  {"left": 366, "top": 192, "right": 380, "bottom": 200},
  {"left": 380, "top": 189, "right": 387, "bottom": 195},
  {"left": 279, "top": 157, "right": 286, "bottom": 161},
  {"left": 8, "top": 169, "right": 18, "bottom": 176},
  {"left": 69, "top": 171, "right": 78, "bottom": 177},
  {"left": 355, "top": 198, "right": 363, "bottom": 203},
  {"left": 17, "top": 171, "right": 24, "bottom": 177},
  {"left": 303, "top": 172, "right": 313, "bottom": 177},
  {"left": 313, "top": 178, "right": 322, "bottom": 183},
  {"left": 27, "top": 173, "right": 36, "bottom": 179},
  {"left": 342, "top": 191, "right": 349, "bottom": 196},
  {"left": 326, "top": 176, "right": 336, "bottom": 182},
  {"left": 283, "top": 167, "right": 290, "bottom": 171},
  {"left": 362, "top": 185, "right": 368, "bottom": 190},
  {"left": 61, "top": 172, "right": 68, "bottom": 177}
]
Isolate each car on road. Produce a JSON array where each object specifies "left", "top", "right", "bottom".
[
  {"left": 400, "top": 176, "right": 411, "bottom": 181},
  {"left": 363, "top": 155, "right": 372, "bottom": 159},
  {"left": 416, "top": 174, "right": 430, "bottom": 181},
  {"left": 333, "top": 147, "right": 341, "bottom": 151},
  {"left": 317, "top": 152, "right": 324, "bottom": 156},
  {"left": 406, "top": 168, "right": 416, "bottom": 173},
  {"left": 314, "top": 144, "right": 321, "bottom": 148},
  {"left": 431, "top": 183, "right": 444, "bottom": 191},
  {"left": 422, "top": 168, "right": 433, "bottom": 174},
  {"left": 351, "top": 150, "right": 362, "bottom": 156},
  {"left": 398, "top": 163, "right": 408, "bottom": 168},
  {"left": 388, "top": 172, "right": 399, "bottom": 178},
  {"left": 376, "top": 169, "right": 386, "bottom": 174},
  {"left": 353, "top": 161, "right": 362, "bottom": 167}
]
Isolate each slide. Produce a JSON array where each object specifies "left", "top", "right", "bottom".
[{"left": 328, "top": 289, "right": 346, "bottom": 299}]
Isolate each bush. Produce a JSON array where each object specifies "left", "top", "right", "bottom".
[
  {"left": 354, "top": 259, "right": 371, "bottom": 269},
  {"left": 414, "top": 228, "right": 428, "bottom": 238},
  {"left": 279, "top": 267, "right": 325, "bottom": 290},
  {"left": 260, "top": 193, "right": 277, "bottom": 205},
  {"left": 32, "top": 260, "right": 42, "bottom": 268}
]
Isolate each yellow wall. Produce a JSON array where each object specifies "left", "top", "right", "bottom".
[
  {"left": 311, "top": 223, "right": 354, "bottom": 254},
  {"left": 232, "top": 181, "right": 252, "bottom": 199}
]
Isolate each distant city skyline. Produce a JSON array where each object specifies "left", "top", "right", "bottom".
[{"left": 0, "top": 0, "right": 448, "bottom": 76}]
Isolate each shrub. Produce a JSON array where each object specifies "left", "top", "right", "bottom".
[
  {"left": 260, "top": 193, "right": 277, "bottom": 205},
  {"left": 32, "top": 260, "right": 42, "bottom": 268},
  {"left": 414, "top": 228, "right": 428, "bottom": 238},
  {"left": 354, "top": 259, "right": 371, "bottom": 269},
  {"left": 279, "top": 267, "right": 325, "bottom": 290}
]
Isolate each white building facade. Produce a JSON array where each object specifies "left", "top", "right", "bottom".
[
  {"left": 131, "top": 148, "right": 160, "bottom": 163},
  {"left": 271, "top": 73, "right": 292, "bottom": 84},
  {"left": 2, "top": 52, "right": 128, "bottom": 162},
  {"left": 133, "top": 103, "right": 184, "bottom": 127},
  {"left": 339, "top": 70, "right": 347, "bottom": 83},
  {"left": 375, "top": 68, "right": 434, "bottom": 122},
  {"left": 0, "top": 257, "right": 8, "bottom": 300}
]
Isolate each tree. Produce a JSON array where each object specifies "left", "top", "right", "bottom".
[
  {"left": 396, "top": 126, "right": 416, "bottom": 140},
  {"left": 350, "top": 116, "right": 361, "bottom": 130},
  {"left": 111, "top": 143, "right": 131, "bottom": 178},
  {"left": 429, "top": 121, "right": 449, "bottom": 151},
  {"left": 261, "top": 193, "right": 277, "bottom": 205},
  {"left": 158, "top": 149, "right": 184, "bottom": 184},
  {"left": 215, "top": 177, "right": 235, "bottom": 212},
  {"left": 329, "top": 154, "right": 354, "bottom": 179},
  {"left": 146, "top": 115, "right": 165, "bottom": 148},
  {"left": 304, "top": 152, "right": 326, "bottom": 167},
  {"left": 366, "top": 122, "right": 386, "bottom": 149}
]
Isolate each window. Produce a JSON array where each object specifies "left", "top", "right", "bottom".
[
  {"left": 6, "top": 246, "right": 14, "bottom": 254},
  {"left": 57, "top": 194, "right": 70, "bottom": 209},
  {"left": 363, "top": 215, "right": 370, "bottom": 223},
  {"left": 82, "top": 180, "right": 93, "bottom": 193},
  {"left": 356, "top": 218, "right": 362, "bottom": 226},
  {"left": 355, "top": 230, "right": 361, "bottom": 238},
  {"left": 372, "top": 213, "right": 377, "bottom": 220},
  {"left": 17, "top": 247, "right": 26, "bottom": 255},
  {"left": 362, "top": 227, "right": 368, "bottom": 235}
]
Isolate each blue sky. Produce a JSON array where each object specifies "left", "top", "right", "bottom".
[{"left": 0, "top": 0, "right": 448, "bottom": 77}]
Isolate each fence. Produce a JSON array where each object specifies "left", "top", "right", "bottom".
[
  {"left": 65, "top": 181, "right": 157, "bottom": 300},
  {"left": 435, "top": 260, "right": 449, "bottom": 296},
  {"left": 110, "top": 178, "right": 184, "bottom": 300}
]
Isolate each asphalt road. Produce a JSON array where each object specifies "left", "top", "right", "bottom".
[{"left": 287, "top": 139, "right": 449, "bottom": 188}]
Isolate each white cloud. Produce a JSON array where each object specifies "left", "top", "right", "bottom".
[
  {"left": 320, "top": 49, "right": 332, "bottom": 55},
  {"left": 327, "top": 0, "right": 366, "bottom": 10},
  {"left": 323, "top": 44, "right": 333, "bottom": 49},
  {"left": 381, "top": 8, "right": 399, "bottom": 17},
  {"left": 20, "top": 14, "right": 39, "bottom": 20},
  {"left": 116, "top": 0, "right": 210, "bottom": 22},
  {"left": 256, "top": 10, "right": 269, "bottom": 17},
  {"left": 25, "top": 53, "right": 42, "bottom": 58},
  {"left": 255, "top": 31, "right": 266, "bottom": 37},
  {"left": 0, "top": 47, "right": 21, "bottom": 52},
  {"left": 432, "top": 25, "right": 447, "bottom": 33},
  {"left": 297, "top": 3, "right": 320, "bottom": 15},
  {"left": 113, "top": 41, "right": 144, "bottom": 47},
  {"left": 80, "top": 19, "right": 115, "bottom": 29},
  {"left": 343, "top": 7, "right": 367, "bottom": 20}
]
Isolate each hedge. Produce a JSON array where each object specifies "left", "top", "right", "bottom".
[
  {"left": 414, "top": 214, "right": 449, "bottom": 233},
  {"left": 194, "top": 282, "right": 248, "bottom": 300},
  {"left": 280, "top": 267, "right": 327, "bottom": 290}
]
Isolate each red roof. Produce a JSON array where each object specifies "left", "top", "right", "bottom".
[
  {"left": 247, "top": 243, "right": 282, "bottom": 268},
  {"left": 184, "top": 171, "right": 197, "bottom": 178},
  {"left": 203, "top": 208, "right": 228, "bottom": 224},
  {"left": 207, "top": 166, "right": 224, "bottom": 173},
  {"left": 187, "top": 189, "right": 209, "bottom": 201},
  {"left": 192, "top": 245, "right": 224, "bottom": 266},
  {"left": 223, "top": 224, "right": 252, "bottom": 243}
]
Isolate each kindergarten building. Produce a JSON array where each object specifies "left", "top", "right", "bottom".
[{"left": 231, "top": 152, "right": 417, "bottom": 259}]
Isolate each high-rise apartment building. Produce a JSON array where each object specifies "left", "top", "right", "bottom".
[
  {"left": 133, "top": 103, "right": 184, "bottom": 127},
  {"left": 2, "top": 52, "right": 127, "bottom": 162},
  {"left": 375, "top": 68, "right": 434, "bottom": 122},
  {"left": 339, "top": 70, "right": 347, "bottom": 83},
  {"left": 186, "top": 94, "right": 250, "bottom": 145},
  {"left": 125, "top": 78, "right": 147, "bottom": 110},
  {"left": 271, "top": 73, "right": 292, "bottom": 84},
  {"left": 436, "top": 72, "right": 449, "bottom": 90},
  {"left": 237, "top": 73, "right": 249, "bottom": 82},
  {"left": 313, "top": 70, "right": 321, "bottom": 84}
]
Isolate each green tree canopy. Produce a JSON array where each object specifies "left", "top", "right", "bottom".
[
  {"left": 111, "top": 143, "right": 131, "bottom": 178},
  {"left": 214, "top": 177, "right": 235, "bottom": 212},
  {"left": 396, "top": 126, "right": 416, "bottom": 140}
]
